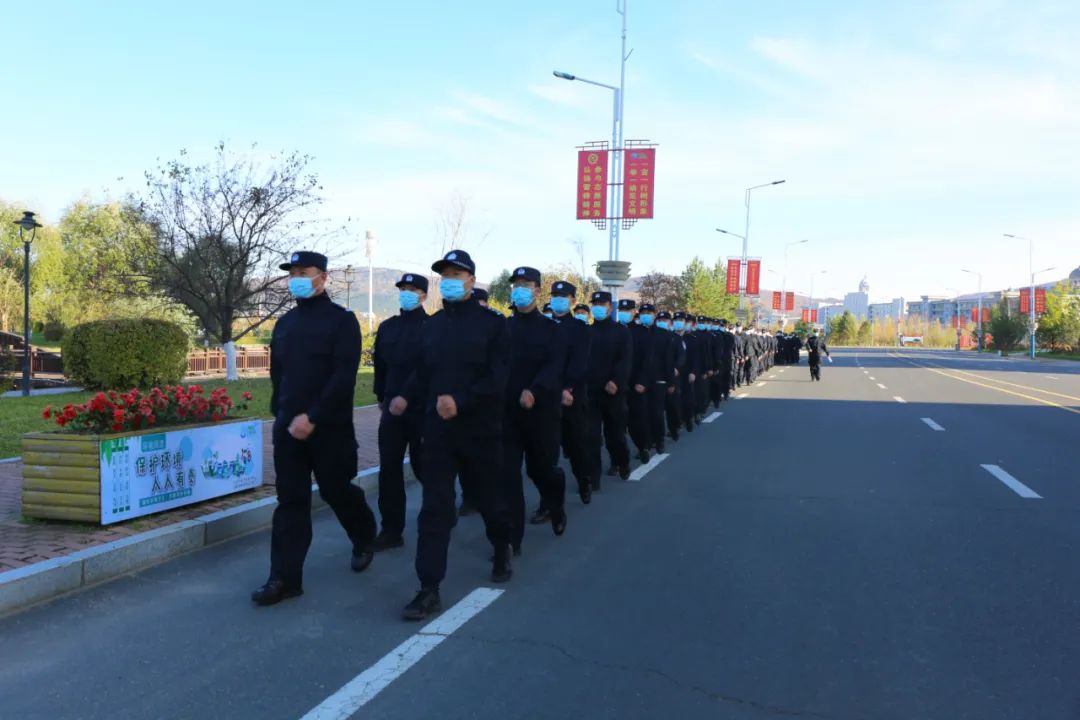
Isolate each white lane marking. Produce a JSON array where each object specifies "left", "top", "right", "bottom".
[
  {"left": 628, "top": 453, "right": 669, "bottom": 481},
  {"left": 703, "top": 411, "right": 723, "bottom": 423},
  {"left": 893, "top": 396, "right": 906, "bottom": 403},
  {"left": 868, "top": 376, "right": 876, "bottom": 380},
  {"left": 876, "top": 383, "right": 887, "bottom": 389},
  {"left": 755, "top": 381, "right": 767, "bottom": 387},
  {"left": 862, "top": 370, "right": 868, "bottom": 374},
  {"left": 736, "top": 393, "right": 749, "bottom": 399},
  {"left": 767, "top": 375, "right": 776, "bottom": 379},
  {"left": 980, "top": 464, "right": 1042, "bottom": 499},
  {"left": 1047, "top": 376, "right": 1059, "bottom": 380},
  {"left": 300, "top": 587, "right": 504, "bottom": 719},
  {"left": 921, "top": 418, "right": 945, "bottom": 431}
]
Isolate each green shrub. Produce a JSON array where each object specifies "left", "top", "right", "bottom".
[
  {"left": 43, "top": 320, "right": 66, "bottom": 342},
  {"left": 361, "top": 329, "right": 376, "bottom": 367},
  {"left": 63, "top": 319, "right": 189, "bottom": 389}
]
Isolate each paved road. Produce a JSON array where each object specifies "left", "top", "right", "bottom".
[{"left": 2, "top": 349, "right": 1078, "bottom": 720}]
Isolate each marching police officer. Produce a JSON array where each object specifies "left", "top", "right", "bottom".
[
  {"left": 656, "top": 311, "right": 685, "bottom": 443},
  {"left": 674, "top": 312, "right": 701, "bottom": 433},
  {"left": 458, "top": 285, "right": 499, "bottom": 518},
  {"left": 505, "top": 267, "right": 568, "bottom": 545},
  {"left": 573, "top": 303, "right": 591, "bottom": 322},
  {"left": 587, "top": 291, "right": 632, "bottom": 485},
  {"left": 371, "top": 272, "right": 428, "bottom": 551},
  {"left": 253, "top": 251, "right": 377, "bottom": 606},
  {"left": 625, "top": 299, "right": 655, "bottom": 463},
  {"left": 550, "top": 281, "right": 594, "bottom": 505},
  {"left": 400, "top": 249, "right": 513, "bottom": 621}
]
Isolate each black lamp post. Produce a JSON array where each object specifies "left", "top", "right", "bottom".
[
  {"left": 344, "top": 264, "right": 355, "bottom": 311},
  {"left": 13, "top": 211, "right": 41, "bottom": 396}
]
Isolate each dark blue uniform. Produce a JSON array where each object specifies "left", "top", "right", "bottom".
[
  {"left": 504, "top": 307, "right": 567, "bottom": 548},
  {"left": 409, "top": 295, "right": 511, "bottom": 587},
  {"left": 586, "top": 313, "right": 631, "bottom": 484},
  {"left": 679, "top": 327, "right": 702, "bottom": 431},
  {"left": 268, "top": 292, "right": 376, "bottom": 588},
  {"left": 554, "top": 312, "right": 592, "bottom": 500},
  {"left": 373, "top": 304, "right": 427, "bottom": 539}
]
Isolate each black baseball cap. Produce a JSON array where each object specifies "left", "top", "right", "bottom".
[
  {"left": 551, "top": 280, "right": 577, "bottom": 297},
  {"left": 591, "top": 291, "right": 613, "bottom": 304},
  {"left": 432, "top": 249, "right": 476, "bottom": 275},
  {"left": 472, "top": 287, "right": 489, "bottom": 301},
  {"left": 618, "top": 299, "right": 636, "bottom": 310},
  {"left": 656, "top": 310, "right": 672, "bottom": 320},
  {"left": 511, "top": 266, "right": 542, "bottom": 284},
  {"left": 697, "top": 315, "right": 708, "bottom": 323},
  {"left": 280, "top": 251, "right": 327, "bottom": 272},
  {"left": 574, "top": 303, "right": 590, "bottom": 313},
  {"left": 639, "top": 302, "right": 656, "bottom": 313},
  {"left": 394, "top": 272, "right": 429, "bottom": 293}
]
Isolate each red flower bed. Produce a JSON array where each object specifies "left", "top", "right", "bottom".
[{"left": 42, "top": 385, "right": 252, "bottom": 434}]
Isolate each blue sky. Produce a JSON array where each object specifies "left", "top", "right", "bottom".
[{"left": 3, "top": 0, "right": 1078, "bottom": 302}]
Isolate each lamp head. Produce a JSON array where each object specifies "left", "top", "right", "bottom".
[
  {"left": 553, "top": 71, "right": 576, "bottom": 81},
  {"left": 13, "top": 211, "right": 42, "bottom": 233}
]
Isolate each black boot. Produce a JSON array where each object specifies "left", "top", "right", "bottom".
[
  {"left": 618, "top": 464, "right": 631, "bottom": 481},
  {"left": 529, "top": 506, "right": 551, "bottom": 525},
  {"left": 637, "top": 448, "right": 650, "bottom": 464},
  {"left": 351, "top": 542, "right": 375, "bottom": 573},
  {"left": 458, "top": 499, "right": 478, "bottom": 517},
  {"left": 551, "top": 507, "right": 567, "bottom": 536},
  {"left": 492, "top": 544, "right": 513, "bottom": 583},
  {"left": 251, "top": 579, "right": 303, "bottom": 606},
  {"left": 372, "top": 533, "right": 405, "bottom": 552},
  {"left": 579, "top": 482, "right": 592, "bottom": 504},
  {"left": 606, "top": 465, "right": 619, "bottom": 477},
  {"left": 403, "top": 586, "right": 442, "bottom": 621}
]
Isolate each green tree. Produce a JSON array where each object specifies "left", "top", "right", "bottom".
[
  {"left": 793, "top": 319, "right": 811, "bottom": 338},
  {"left": 0, "top": 202, "right": 67, "bottom": 334},
  {"left": 1036, "top": 281, "right": 1080, "bottom": 351},
  {"left": 987, "top": 298, "right": 1028, "bottom": 353},
  {"left": 828, "top": 311, "right": 858, "bottom": 345},
  {"left": 679, "top": 257, "right": 739, "bottom": 320},
  {"left": 487, "top": 269, "right": 512, "bottom": 305},
  {"left": 857, "top": 319, "right": 873, "bottom": 346}
]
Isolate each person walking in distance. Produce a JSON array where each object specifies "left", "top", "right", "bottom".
[
  {"left": 550, "top": 281, "right": 594, "bottom": 505},
  {"left": 252, "top": 251, "right": 377, "bottom": 607},
  {"left": 371, "top": 273, "right": 429, "bottom": 552},
  {"left": 806, "top": 329, "right": 830, "bottom": 381}
]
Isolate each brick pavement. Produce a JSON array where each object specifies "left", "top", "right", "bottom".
[{"left": 0, "top": 406, "right": 381, "bottom": 572}]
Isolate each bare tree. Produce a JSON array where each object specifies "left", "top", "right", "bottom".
[
  {"left": 130, "top": 143, "right": 325, "bottom": 380},
  {"left": 568, "top": 235, "right": 588, "bottom": 281},
  {"left": 426, "top": 191, "right": 491, "bottom": 311}
]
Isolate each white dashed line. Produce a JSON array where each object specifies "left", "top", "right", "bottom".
[
  {"left": 628, "top": 453, "right": 670, "bottom": 481},
  {"left": 703, "top": 412, "right": 723, "bottom": 423},
  {"left": 868, "top": 376, "right": 876, "bottom": 380},
  {"left": 755, "top": 382, "right": 767, "bottom": 387},
  {"left": 1047, "top": 376, "right": 1059, "bottom": 380},
  {"left": 893, "top": 396, "right": 906, "bottom": 403},
  {"left": 980, "top": 464, "right": 1042, "bottom": 499},
  {"left": 876, "top": 383, "right": 887, "bottom": 389},
  {"left": 921, "top": 418, "right": 945, "bottom": 431},
  {"left": 736, "top": 393, "right": 749, "bottom": 399},
  {"left": 300, "top": 588, "right": 504, "bottom": 719}
]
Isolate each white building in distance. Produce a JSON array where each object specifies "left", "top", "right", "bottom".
[{"left": 843, "top": 277, "right": 870, "bottom": 320}]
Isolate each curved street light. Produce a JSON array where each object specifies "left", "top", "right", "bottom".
[{"left": 13, "top": 211, "right": 42, "bottom": 396}]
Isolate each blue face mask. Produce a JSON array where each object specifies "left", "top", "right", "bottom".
[
  {"left": 510, "top": 286, "right": 535, "bottom": 308},
  {"left": 550, "top": 296, "right": 571, "bottom": 315},
  {"left": 657, "top": 320, "right": 670, "bottom": 330},
  {"left": 440, "top": 277, "right": 467, "bottom": 302},
  {"left": 543, "top": 312, "right": 553, "bottom": 318},
  {"left": 673, "top": 320, "right": 685, "bottom": 331},
  {"left": 639, "top": 313, "right": 655, "bottom": 327},
  {"left": 617, "top": 311, "right": 632, "bottom": 324},
  {"left": 288, "top": 277, "right": 316, "bottom": 299},
  {"left": 592, "top": 305, "right": 609, "bottom": 321},
  {"left": 399, "top": 290, "right": 421, "bottom": 311},
  {"left": 575, "top": 313, "right": 589, "bottom": 323}
]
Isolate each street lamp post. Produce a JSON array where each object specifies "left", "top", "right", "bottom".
[
  {"left": 554, "top": 0, "right": 630, "bottom": 280},
  {"left": 365, "top": 230, "right": 376, "bottom": 333},
  {"left": 344, "top": 264, "right": 355, "bottom": 312},
  {"left": 782, "top": 239, "right": 808, "bottom": 330},
  {"left": 739, "top": 180, "right": 786, "bottom": 317},
  {"left": 13, "top": 212, "right": 42, "bottom": 397},
  {"left": 809, "top": 269, "right": 827, "bottom": 327},
  {"left": 961, "top": 268, "right": 983, "bottom": 351},
  {"left": 1005, "top": 233, "right": 1056, "bottom": 359}
]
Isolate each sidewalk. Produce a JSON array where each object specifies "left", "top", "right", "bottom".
[{"left": 0, "top": 406, "right": 382, "bottom": 573}]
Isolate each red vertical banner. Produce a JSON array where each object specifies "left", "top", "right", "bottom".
[
  {"left": 785, "top": 292, "right": 795, "bottom": 311},
  {"left": 576, "top": 150, "right": 607, "bottom": 220},
  {"left": 772, "top": 291, "right": 781, "bottom": 310},
  {"left": 801, "top": 309, "right": 810, "bottom": 323},
  {"left": 982, "top": 308, "right": 990, "bottom": 323},
  {"left": 622, "top": 148, "right": 656, "bottom": 219},
  {"left": 745, "top": 259, "right": 761, "bottom": 296},
  {"left": 1035, "top": 287, "right": 1047, "bottom": 313},
  {"left": 810, "top": 309, "right": 818, "bottom": 323},
  {"left": 971, "top": 308, "right": 977, "bottom": 322},
  {"left": 1019, "top": 288, "right": 1031, "bottom": 314},
  {"left": 726, "top": 259, "right": 741, "bottom": 295},
  {"left": 952, "top": 315, "right": 960, "bottom": 329}
]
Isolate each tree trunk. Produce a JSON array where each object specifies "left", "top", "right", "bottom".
[{"left": 223, "top": 341, "right": 239, "bottom": 381}]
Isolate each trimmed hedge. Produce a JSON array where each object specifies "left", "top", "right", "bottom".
[{"left": 62, "top": 319, "right": 189, "bottom": 389}]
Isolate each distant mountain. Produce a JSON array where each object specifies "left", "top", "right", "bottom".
[{"left": 325, "top": 266, "right": 491, "bottom": 319}]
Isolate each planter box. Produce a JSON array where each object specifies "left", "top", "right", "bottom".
[{"left": 22, "top": 419, "right": 264, "bottom": 525}]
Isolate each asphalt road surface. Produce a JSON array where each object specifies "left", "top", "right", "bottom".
[{"left": 2, "top": 349, "right": 1078, "bottom": 720}]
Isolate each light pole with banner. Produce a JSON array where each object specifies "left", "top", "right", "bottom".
[
  {"left": 364, "top": 230, "right": 376, "bottom": 333},
  {"left": 13, "top": 211, "right": 42, "bottom": 396},
  {"left": 961, "top": 268, "right": 983, "bottom": 351},
  {"left": 1005, "top": 233, "right": 1056, "bottom": 359}
]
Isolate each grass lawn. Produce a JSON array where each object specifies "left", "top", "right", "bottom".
[
  {"left": 0, "top": 369, "right": 375, "bottom": 459},
  {"left": 1037, "top": 351, "right": 1080, "bottom": 361}
]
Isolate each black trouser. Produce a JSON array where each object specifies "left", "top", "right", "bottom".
[
  {"left": 719, "top": 362, "right": 732, "bottom": 398},
  {"left": 270, "top": 423, "right": 376, "bottom": 587},
  {"left": 809, "top": 359, "right": 821, "bottom": 380},
  {"left": 664, "top": 383, "right": 681, "bottom": 435},
  {"left": 709, "top": 373, "right": 722, "bottom": 407},
  {"left": 742, "top": 359, "right": 753, "bottom": 385},
  {"left": 587, "top": 388, "right": 629, "bottom": 478},
  {"left": 628, "top": 386, "right": 651, "bottom": 452},
  {"left": 416, "top": 420, "right": 509, "bottom": 588},
  {"left": 695, "top": 374, "right": 710, "bottom": 416},
  {"left": 561, "top": 396, "right": 591, "bottom": 493},
  {"left": 680, "top": 377, "right": 696, "bottom": 429},
  {"left": 377, "top": 408, "right": 423, "bottom": 537},
  {"left": 648, "top": 383, "right": 667, "bottom": 450},
  {"left": 504, "top": 405, "right": 564, "bottom": 549}
]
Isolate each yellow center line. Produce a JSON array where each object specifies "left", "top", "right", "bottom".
[
  {"left": 925, "top": 366, "right": 1080, "bottom": 403},
  {"left": 887, "top": 352, "right": 1080, "bottom": 416}
]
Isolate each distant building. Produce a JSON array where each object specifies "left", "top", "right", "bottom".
[
  {"left": 843, "top": 276, "right": 870, "bottom": 320},
  {"left": 868, "top": 298, "right": 906, "bottom": 323}
]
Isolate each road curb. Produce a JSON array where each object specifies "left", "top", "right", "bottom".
[{"left": 0, "top": 461, "right": 413, "bottom": 617}]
